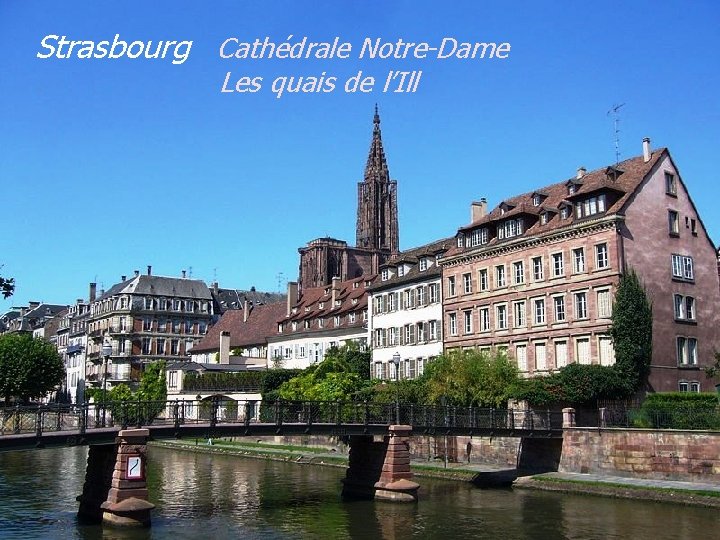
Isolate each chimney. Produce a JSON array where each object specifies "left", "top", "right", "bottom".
[
  {"left": 286, "top": 281, "right": 299, "bottom": 317},
  {"left": 121, "top": 275, "right": 126, "bottom": 282},
  {"left": 331, "top": 276, "right": 341, "bottom": 306},
  {"left": 29, "top": 301, "right": 40, "bottom": 309},
  {"left": 642, "top": 137, "right": 651, "bottom": 162},
  {"left": 147, "top": 265, "right": 152, "bottom": 276},
  {"left": 134, "top": 270, "right": 140, "bottom": 277},
  {"left": 219, "top": 330, "right": 231, "bottom": 364},
  {"left": 89, "top": 282, "right": 97, "bottom": 302},
  {"left": 182, "top": 270, "right": 186, "bottom": 279},
  {"left": 243, "top": 299, "right": 250, "bottom": 322},
  {"left": 577, "top": 167, "right": 586, "bottom": 179},
  {"left": 212, "top": 281, "right": 219, "bottom": 294},
  {"left": 471, "top": 198, "right": 488, "bottom": 222}
]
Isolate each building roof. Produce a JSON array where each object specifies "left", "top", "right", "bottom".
[
  {"left": 370, "top": 237, "right": 454, "bottom": 291},
  {"left": 98, "top": 274, "right": 212, "bottom": 301},
  {"left": 211, "top": 287, "right": 286, "bottom": 313},
  {"left": 277, "top": 274, "right": 375, "bottom": 335},
  {"left": 190, "top": 302, "right": 286, "bottom": 353},
  {"left": 447, "top": 149, "right": 668, "bottom": 257}
]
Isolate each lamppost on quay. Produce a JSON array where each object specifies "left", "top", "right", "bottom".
[
  {"left": 101, "top": 337, "right": 112, "bottom": 427},
  {"left": 391, "top": 352, "right": 401, "bottom": 425}
]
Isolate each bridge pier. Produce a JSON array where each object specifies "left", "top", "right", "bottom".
[
  {"left": 77, "top": 429, "right": 155, "bottom": 527},
  {"left": 342, "top": 425, "right": 419, "bottom": 502}
]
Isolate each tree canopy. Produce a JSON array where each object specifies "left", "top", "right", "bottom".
[
  {"left": 0, "top": 333, "right": 64, "bottom": 403},
  {"left": 0, "top": 275, "right": 14, "bottom": 299}
]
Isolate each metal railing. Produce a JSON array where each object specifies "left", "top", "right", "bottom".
[
  {"left": 0, "top": 400, "right": 564, "bottom": 439},
  {"left": 575, "top": 405, "right": 720, "bottom": 431}
]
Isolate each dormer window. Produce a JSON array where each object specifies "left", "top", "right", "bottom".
[
  {"left": 334, "top": 299, "right": 341, "bottom": 307},
  {"left": 532, "top": 194, "right": 542, "bottom": 206},
  {"left": 540, "top": 212, "right": 548, "bottom": 225},
  {"left": 419, "top": 258, "right": 428, "bottom": 271},
  {"left": 575, "top": 194, "right": 606, "bottom": 219},
  {"left": 353, "top": 281, "right": 359, "bottom": 289},
  {"left": 351, "top": 298, "right": 358, "bottom": 305},
  {"left": 398, "top": 266, "right": 405, "bottom": 277},
  {"left": 318, "top": 302, "right": 325, "bottom": 309},
  {"left": 381, "top": 269, "right": 389, "bottom": 281},
  {"left": 568, "top": 184, "right": 576, "bottom": 195},
  {"left": 500, "top": 207, "right": 506, "bottom": 215},
  {"left": 457, "top": 233, "right": 465, "bottom": 247},
  {"left": 560, "top": 206, "right": 570, "bottom": 219},
  {"left": 292, "top": 321, "right": 298, "bottom": 331},
  {"left": 468, "top": 228, "right": 489, "bottom": 247},
  {"left": 305, "top": 306, "right": 311, "bottom": 312},
  {"left": 497, "top": 218, "right": 523, "bottom": 240}
]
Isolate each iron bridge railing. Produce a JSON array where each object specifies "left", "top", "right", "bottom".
[{"left": 0, "top": 400, "right": 564, "bottom": 439}]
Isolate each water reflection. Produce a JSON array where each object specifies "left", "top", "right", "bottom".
[{"left": 0, "top": 445, "right": 717, "bottom": 539}]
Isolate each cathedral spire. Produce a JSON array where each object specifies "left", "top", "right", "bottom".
[
  {"left": 364, "top": 104, "right": 390, "bottom": 183},
  {"left": 356, "top": 105, "right": 399, "bottom": 254}
]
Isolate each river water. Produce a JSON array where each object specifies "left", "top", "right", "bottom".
[{"left": 0, "top": 445, "right": 715, "bottom": 539}]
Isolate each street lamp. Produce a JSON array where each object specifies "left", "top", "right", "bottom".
[
  {"left": 391, "top": 352, "right": 401, "bottom": 425},
  {"left": 101, "top": 337, "right": 112, "bottom": 427}
]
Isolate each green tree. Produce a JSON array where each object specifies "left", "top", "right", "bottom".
[
  {"left": 0, "top": 333, "right": 64, "bottom": 403},
  {"left": 424, "top": 349, "right": 520, "bottom": 407},
  {"left": 0, "top": 275, "right": 14, "bottom": 298},
  {"left": 610, "top": 269, "right": 653, "bottom": 392},
  {"left": 136, "top": 361, "right": 167, "bottom": 402}
]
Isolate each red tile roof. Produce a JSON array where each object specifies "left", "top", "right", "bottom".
[
  {"left": 449, "top": 149, "right": 667, "bottom": 256},
  {"left": 190, "top": 302, "right": 286, "bottom": 353}
]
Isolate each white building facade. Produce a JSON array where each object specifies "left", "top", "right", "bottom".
[{"left": 369, "top": 240, "right": 450, "bottom": 380}]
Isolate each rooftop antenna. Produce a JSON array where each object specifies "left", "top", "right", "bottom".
[
  {"left": 188, "top": 266, "right": 193, "bottom": 279},
  {"left": 607, "top": 103, "right": 625, "bottom": 166},
  {"left": 213, "top": 268, "right": 218, "bottom": 283},
  {"left": 276, "top": 271, "right": 286, "bottom": 293}
]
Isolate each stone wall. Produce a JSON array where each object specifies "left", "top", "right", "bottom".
[{"left": 560, "top": 428, "right": 720, "bottom": 483}]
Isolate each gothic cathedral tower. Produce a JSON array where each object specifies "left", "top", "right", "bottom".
[{"left": 356, "top": 106, "right": 399, "bottom": 254}]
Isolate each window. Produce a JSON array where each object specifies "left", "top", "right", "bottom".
[
  {"left": 381, "top": 269, "right": 389, "bottom": 281},
  {"left": 532, "top": 257, "right": 544, "bottom": 281},
  {"left": 469, "top": 228, "right": 489, "bottom": 247},
  {"left": 515, "top": 344, "right": 528, "bottom": 372},
  {"left": 598, "top": 335, "right": 615, "bottom": 366},
  {"left": 665, "top": 172, "right": 677, "bottom": 195},
  {"left": 374, "top": 362, "right": 383, "bottom": 379},
  {"left": 143, "top": 318, "right": 152, "bottom": 331},
  {"left": 449, "top": 313, "right": 458, "bottom": 336},
  {"left": 595, "top": 243, "right": 609, "bottom": 269},
  {"left": 532, "top": 194, "right": 542, "bottom": 206},
  {"left": 144, "top": 297, "right": 153, "bottom": 310},
  {"left": 574, "top": 292, "right": 588, "bottom": 319},
  {"left": 534, "top": 298, "right": 546, "bottom": 325},
  {"left": 540, "top": 213, "right": 548, "bottom": 225},
  {"left": 417, "top": 287, "right": 427, "bottom": 306},
  {"left": 513, "top": 261, "right": 524, "bottom": 284},
  {"left": 479, "top": 307, "right": 490, "bottom": 331},
  {"left": 495, "top": 265, "right": 506, "bottom": 287},
  {"left": 463, "top": 310, "right": 473, "bottom": 334},
  {"left": 572, "top": 248, "right": 585, "bottom": 273},
  {"left": 677, "top": 337, "right": 698, "bottom": 365},
  {"left": 496, "top": 304, "right": 508, "bottom": 330},
  {"left": 419, "top": 258, "right": 428, "bottom": 271},
  {"left": 156, "top": 339, "right": 165, "bottom": 355},
  {"left": 171, "top": 339, "right": 179, "bottom": 355},
  {"left": 691, "top": 218, "right": 697, "bottom": 236},
  {"left": 349, "top": 312, "right": 356, "bottom": 323},
  {"left": 576, "top": 337, "right": 591, "bottom": 365},
  {"left": 671, "top": 254, "right": 694, "bottom": 281},
  {"left": 417, "top": 322, "right": 427, "bottom": 343},
  {"left": 498, "top": 218, "right": 523, "bottom": 239},
  {"left": 597, "top": 289, "right": 612, "bottom": 318},
  {"left": 554, "top": 296, "right": 566, "bottom": 322},
  {"left": 552, "top": 252, "right": 564, "bottom": 277},
  {"left": 668, "top": 210, "right": 679, "bottom": 236},
  {"left": 575, "top": 194, "right": 606, "bottom": 218},
  {"left": 555, "top": 340, "right": 568, "bottom": 368},
  {"left": 184, "top": 321, "right": 193, "bottom": 333},
  {"left": 429, "top": 320, "right": 439, "bottom": 341},
  {"left": 513, "top": 301, "right": 526, "bottom": 328},
  {"left": 334, "top": 316, "right": 341, "bottom": 327},
  {"left": 463, "top": 273, "right": 472, "bottom": 294},
  {"left": 398, "top": 266, "right": 405, "bottom": 277},
  {"left": 388, "top": 293, "right": 397, "bottom": 312},
  {"left": 690, "top": 382, "right": 700, "bottom": 392},
  {"left": 141, "top": 338, "right": 151, "bottom": 355},
  {"left": 479, "top": 269, "right": 489, "bottom": 291},
  {"left": 429, "top": 283, "right": 439, "bottom": 304},
  {"left": 560, "top": 206, "right": 570, "bottom": 219},
  {"left": 404, "top": 289, "right": 415, "bottom": 309},
  {"left": 447, "top": 276, "right": 456, "bottom": 297},
  {"left": 535, "top": 343, "right": 547, "bottom": 371},
  {"left": 186, "top": 300, "right": 195, "bottom": 313},
  {"left": 457, "top": 235, "right": 464, "bottom": 248}
]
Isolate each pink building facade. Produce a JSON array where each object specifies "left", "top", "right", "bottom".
[{"left": 441, "top": 140, "right": 720, "bottom": 392}]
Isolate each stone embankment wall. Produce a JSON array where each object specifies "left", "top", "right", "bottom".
[{"left": 560, "top": 428, "right": 720, "bottom": 483}]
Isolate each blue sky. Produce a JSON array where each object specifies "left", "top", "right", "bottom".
[{"left": 1, "top": 1, "right": 719, "bottom": 311}]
